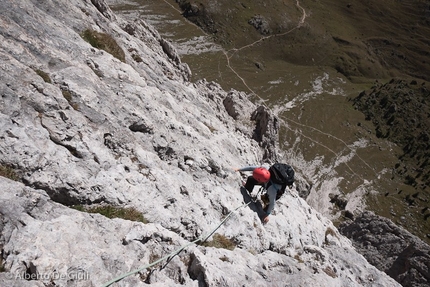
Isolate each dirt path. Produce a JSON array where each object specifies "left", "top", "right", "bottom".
[{"left": 222, "top": 0, "right": 308, "bottom": 96}]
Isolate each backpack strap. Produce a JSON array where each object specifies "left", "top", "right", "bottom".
[
  {"left": 266, "top": 180, "right": 287, "bottom": 200},
  {"left": 276, "top": 183, "right": 287, "bottom": 200}
]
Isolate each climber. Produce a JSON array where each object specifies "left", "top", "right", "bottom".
[{"left": 234, "top": 163, "right": 295, "bottom": 223}]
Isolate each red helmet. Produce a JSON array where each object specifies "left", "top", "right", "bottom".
[{"left": 253, "top": 167, "right": 270, "bottom": 183}]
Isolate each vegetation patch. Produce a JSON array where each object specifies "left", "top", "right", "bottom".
[
  {"left": 323, "top": 266, "right": 337, "bottom": 278},
  {"left": 200, "top": 233, "right": 236, "bottom": 250},
  {"left": 294, "top": 254, "right": 304, "bottom": 263},
  {"left": 61, "top": 89, "right": 79, "bottom": 110},
  {"left": 131, "top": 53, "right": 143, "bottom": 63},
  {"left": 219, "top": 255, "right": 231, "bottom": 262},
  {"left": 326, "top": 227, "right": 336, "bottom": 236},
  {"left": 0, "top": 165, "right": 20, "bottom": 181},
  {"left": 72, "top": 204, "right": 147, "bottom": 223},
  {"left": 325, "top": 227, "right": 337, "bottom": 243},
  {"left": 81, "top": 29, "right": 126, "bottom": 62},
  {"left": 129, "top": 48, "right": 143, "bottom": 63},
  {"left": 34, "top": 69, "right": 52, "bottom": 83},
  {"left": 61, "top": 89, "right": 72, "bottom": 102}
]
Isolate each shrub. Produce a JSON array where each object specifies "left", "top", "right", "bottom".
[
  {"left": 294, "top": 254, "right": 304, "bottom": 263},
  {"left": 128, "top": 48, "right": 143, "bottom": 63},
  {"left": 0, "top": 165, "right": 19, "bottom": 181},
  {"left": 201, "top": 233, "right": 236, "bottom": 250},
  {"left": 131, "top": 53, "right": 143, "bottom": 63},
  {"left": 323, "top": 266, "right": 337, "bottom": 278},
  {"left": 325, "top": 227, "right": 337, "bottom": 237},
  {"left": 81, "top": 29, "right": 126, "bottom": 62},
  {"left": 324, "top": 227, "right": 339, "bottom": 245},
  {"left": 72, "top": 205, "right": 147, "bottom": 223},
  {"left": 61, "top": 89, "right": 72, "bottom": 102},
  {"left": 61, "top": 89, "right": 79, "bottom": 110},
  {"left": 219, "top": 255, "right": 231, "bottom": 262},
  {"left": 34, "top": 69, "right": 52, "bottom": 83}
]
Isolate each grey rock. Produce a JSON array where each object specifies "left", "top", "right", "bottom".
[
  {"left": 339, "top": 211, "right": 430, "bottom": 287},
  {"left": 160, "top": 38, "right": 181, "bottom": 65},
  {"left": 251, "top": 105, "right": 279, "bottom": 161},
  {"left": 248, "top": 15, "right": 272, "bottom": 35}
]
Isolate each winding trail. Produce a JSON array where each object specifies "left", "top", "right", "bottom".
[
  {"left": 161, "top": 0, "right": 378, "bottom": 183},
  {"left": 223, "top": 0, "right": 307, "bottom": 96},
  {"left": 219, "top": 1, "right": 376, "bottom": 181}
]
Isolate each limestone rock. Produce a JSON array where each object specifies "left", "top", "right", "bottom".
[
  {"left": 251, "top": 105, "right": 279, "bottom": 161},
  {"left": 339, "top": 211, "right": 430, "bottom": 287}
]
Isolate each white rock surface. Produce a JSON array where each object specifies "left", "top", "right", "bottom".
[{"left": 0, "top": 0, "right": 400, "bottom": 286}]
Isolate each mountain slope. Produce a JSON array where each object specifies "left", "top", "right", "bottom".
[
  {"left": 176, "top": 0, "right": 430, "bottom": 82},
  {"left": 0, "top": 0, "right": 401, "bottom": 286}
]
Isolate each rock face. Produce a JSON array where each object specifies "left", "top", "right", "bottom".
[
  {"left": 339, "top": 211, "right": 430, "bottom": 287},
  {"left": 0, "top": 0, "right": 401, "bottom": 286}
]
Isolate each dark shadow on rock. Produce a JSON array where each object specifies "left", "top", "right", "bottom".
[
  {"left": 240, "top": 186, "right": 266, "bottom": 220},
  {"left": 385, "top": 243, "right": 415, "bottom": 283},
  {"left": 339, "top": 211, "right": 430, "bottom": 287}
]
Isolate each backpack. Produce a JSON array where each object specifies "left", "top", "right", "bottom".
[{"left": 268, "top": 163, "right": 295, "bottom": 199}]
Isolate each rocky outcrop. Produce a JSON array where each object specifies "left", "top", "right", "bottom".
[
  {"left": 176, "top": 0, "right": 218, "bottom": 35},
  {"left": 250, "top": 106, "right": 279, "bottom": 162},
  {"left": 248, "top": 15, "right": 272, "bottom": 35},
  {"left": 0, "top": 0, "right": 401, "bottom": 286},
  {"left": 339, "top": 211, "right": 430, "bottom": 287}
]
